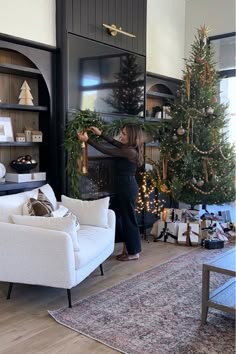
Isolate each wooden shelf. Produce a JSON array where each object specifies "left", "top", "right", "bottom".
[
  {"left": 0, "top": 180, "right": 46, "bottom": 192},
  {"left": 0, "top": 142, "right": 47, "bottom": 147},
  {"left": 0, "top": 63, "right": 41, "bottom": 78},
  {"left": 0, "top": 103, "right": 48, "bottom": 112},
  {"left": 147, "top": 91, "right": 174, "bottom": 99}
]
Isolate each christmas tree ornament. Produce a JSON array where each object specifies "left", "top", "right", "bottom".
[
  {"left": 197, "top": 179, "right": 204, "bottom": 187},
  {"left": 172, "top": 133, "right": 178, "bottom": 141},
  {"left": 160, "top": 183, "right": 171, "bottom": 193},
  {"left": 177, "top": 124, "right": 185, "bottom": 136},
  {"left": 211, "top": 175, "right": 218, "bottom": 184},
  {"left": 185, "top": 65, "right": 192, "bottom": 100},
  {"left": 191, "top": 177, "right": 197, "bottom": 185},
  {"left": 195, "top": 56, "right": 204, "bottom": 63},
  {"left": 212, "top": 96, "right": 217, "bottom": 103},
  {"left": 77, "top": 141, "right": 88, "bottom": 175},
  {"left": 206, "top": 107, "right": 214, "bottom": 115},
  {"left": 197, "top": 24, "right": 211, "bottom": 45}
]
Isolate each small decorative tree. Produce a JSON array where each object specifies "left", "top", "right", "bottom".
[
  {"left": 18, "top": 80, "right": 34, "bottom": 105},
  {"left": 150, "top": 25, "right": 235, "bottom": 207}
]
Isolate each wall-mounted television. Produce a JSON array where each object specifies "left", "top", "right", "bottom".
[{"left": 68, "top": 33, "right": 146, "bottom": 117}]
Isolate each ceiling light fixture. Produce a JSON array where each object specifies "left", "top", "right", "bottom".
[{"left": 102, "top": 24, "right": 136, "bottom": 38}]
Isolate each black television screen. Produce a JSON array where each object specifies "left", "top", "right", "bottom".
[{"left": 68, "top": 34, "right": 146, "bottom": 117}]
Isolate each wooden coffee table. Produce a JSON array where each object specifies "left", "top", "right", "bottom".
[{"left": 201, "top": 247, "right": 236, "bottom": 324}]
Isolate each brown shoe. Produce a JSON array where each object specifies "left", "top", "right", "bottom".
[
  {"left": 117, "top": 254, "right": 139, "bottom": 261},
  {"left": 116, "top": 253, "right": 128, "bottom": 260}
]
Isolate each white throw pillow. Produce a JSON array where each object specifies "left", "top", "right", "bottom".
[
  {"left": 33, "top": 184, "right": 58, "bottom": 211},
  {"left": 52, "top": 204, "right": 80, "bottom": 230},
  {"left": 11, "top": 214, "right": 80, "bottom": 252},
  {"left": 0, "top": 189, "right": 37, "bottom": 223},
  {"left": 61, "top": 195, "right": 110, "bottom": 228}
]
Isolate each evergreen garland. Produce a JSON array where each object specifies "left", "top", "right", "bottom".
[{"left": 64, "top": 111, "right": 160, "bottom": 198}]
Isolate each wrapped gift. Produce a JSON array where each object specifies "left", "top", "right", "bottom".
[
  {"left": 201, "top": 239, "right": 224, "bottom": 249},
  {"left": 150, "top": 220, "right": 159, "bottom": 237},
  {"left": 201, "top": 221, "right": 229, "bottom": 242},
  {"left": 201, "top": 220, "right": 217, "bottom": 239},
  {"left": 181, "top": 209, "right": 200, "bottom": 223},
  {"left": 162, "top": 208, "right": 183, "bottom": 222},
  {"left": 178, "top": 222, "right": 199, "bottom": 246},
  {"left": 155, "top": 221, "right": 178, "bottom": 243}
]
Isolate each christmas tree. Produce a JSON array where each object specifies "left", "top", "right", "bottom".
[
  {"left": 151, "top": 25, "right": 235, "bottom": 206},
  {"left": 105, "top": 54, "right": 144, "bottom": 115}
]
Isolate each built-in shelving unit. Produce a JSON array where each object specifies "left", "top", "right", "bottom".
[
  {"left": 145, "top": 74, "right": 181, "bottom": 162},
  {"left": 0, "top": 38, "right": 56, "bottom": 195}
]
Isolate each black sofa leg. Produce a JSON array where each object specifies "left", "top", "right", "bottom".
[
  {"left": 100, "top": 264, "right": 104, "bottom": 276},
  {"left": 67, "top": 289, "right": 72, "bottom": 308},
  {"left": 7, "top": 282, "right": 13, "bottom": 300}
]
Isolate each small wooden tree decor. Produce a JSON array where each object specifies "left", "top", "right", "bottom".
[{"left": 18, "top": 80, "right": 34, "bottom": 105}]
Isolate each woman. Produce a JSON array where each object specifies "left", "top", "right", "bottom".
[{"left": 77, "top": 124, "right": 144, "bottom": 261}]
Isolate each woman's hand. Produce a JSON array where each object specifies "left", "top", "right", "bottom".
[
  {"left": 89, "top": 126, "right": 102, "bottom": 136},
  {"left": 77, "top": 131, "right": 89, "bottom": 142}
]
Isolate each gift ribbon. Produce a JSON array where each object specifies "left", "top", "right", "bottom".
[
  {"left": 157, "top": 222, "right": 177, "bottom": 242},
  {"left": 182, "top": 223, "right": 199, "bottom": 246}
]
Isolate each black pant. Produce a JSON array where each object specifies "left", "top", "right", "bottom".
[{"left": 110, "top": 176, "right": 141, "bottom": 255}]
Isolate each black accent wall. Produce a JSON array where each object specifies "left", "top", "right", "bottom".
[{"left": 56, "top": 0, "right": 147, "bottom": 197}]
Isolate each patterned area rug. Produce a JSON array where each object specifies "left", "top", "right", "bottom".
[{"left": 49, "top": 247, "right": 235, "bottom": 354}]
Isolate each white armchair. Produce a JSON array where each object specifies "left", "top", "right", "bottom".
[{"left": 0, "top": 184, "right": 116, "bottom": 307}]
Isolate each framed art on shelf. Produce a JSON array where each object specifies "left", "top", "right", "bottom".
[{"left": 0, "top": 117, "right": 14, "bottom": 142}]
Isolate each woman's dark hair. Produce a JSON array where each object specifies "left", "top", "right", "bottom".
[{"left": 122, "top": 124, "right": 144, "bottom": 166}]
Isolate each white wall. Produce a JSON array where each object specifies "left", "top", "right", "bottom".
[
  {"left": 185, "top": 0, "right": 236, "bottom": 57},
  {"left": 147, "top": 0, "right": 186, "bottom": 80},
  {"left": 0, "top": 0, "right": 56, "bottom": 46}
]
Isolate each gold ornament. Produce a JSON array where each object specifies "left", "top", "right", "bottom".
[
  {"left": 160, "top": 183, "right": 171, "bottom": 193},
  {"left": 77, "top": 141, "right": 88, "bottom": 175}
]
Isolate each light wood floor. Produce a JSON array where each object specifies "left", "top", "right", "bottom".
[{"left": 0, "top": 239, "right": 194, "bottom": 354}]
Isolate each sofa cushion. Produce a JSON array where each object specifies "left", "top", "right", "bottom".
[
  {"left": 74, "top": 225, "right": 114, "bottom": 269},
  {"left": 52, "top": 204, "right": 80, "bottom": 230},
  {"left": 0, "top": 189, "right": 38, "bottom": 222},
  {"left": 36, "top": 184, "right": 57, "bottom": 211},
  {"left": 61, "top": 195, "right": 110, "bottom": 228},
  {"left": 11, "top": 214, "right": 80, "bottom": 252}
]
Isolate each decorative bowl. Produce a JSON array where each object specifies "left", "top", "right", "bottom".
[{"left": 10, "top": 161, "right": 38, "bottom": 174}]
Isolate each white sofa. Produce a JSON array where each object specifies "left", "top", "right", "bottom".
[{"left": 0, "top": 184, "right": 115, "bottom": 307}]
